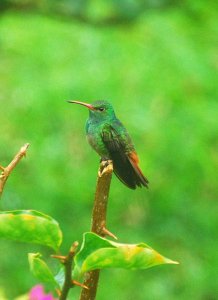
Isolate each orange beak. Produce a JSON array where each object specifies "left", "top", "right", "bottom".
[{"left": 67, "top": 100, "right": 94, "bottom": 110}]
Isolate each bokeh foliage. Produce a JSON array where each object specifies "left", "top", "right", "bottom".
[{"left": 0, "top": 0, "right": 217, "bottom": 299}]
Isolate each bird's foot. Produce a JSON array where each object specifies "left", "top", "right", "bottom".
[
  {"left": 102, "top": 226, "right": 118, "bottom": 240},
  {"left": 98, "top": 160, "right": 113, "bottom": 177}
]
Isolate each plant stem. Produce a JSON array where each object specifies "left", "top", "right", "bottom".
[
  {"left": 59, "top": 242, "right": 79, "bottom": 300},
  {"left": 79, "top": 160, "right": 113, "bottom": 300},
  {"left": 0, "top": 143, "right": 30, "bottom": 198}
]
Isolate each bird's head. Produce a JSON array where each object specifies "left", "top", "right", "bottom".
[{"left": 68, "top": 100, "right": 116, "bottom": 122}]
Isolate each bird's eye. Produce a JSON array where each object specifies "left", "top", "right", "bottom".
[{"left": 98, "top": 107, "right": 105, "bottom": 112}]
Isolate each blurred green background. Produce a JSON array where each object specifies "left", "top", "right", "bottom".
[{"left": 0, "top": 1, "right": 218, "bottom": 299}]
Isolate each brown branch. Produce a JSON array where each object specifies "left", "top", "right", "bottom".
[
  {"left": 79, "top": 160, "right": 113, "bottom": 300},
  {"left": 0, "top": 143, "right": 30, "bottom": 198},
  {"left": 52, "top": 241, "right": 88, "bottom": 299},
  {"left": 58, "top": 241, "right": 79, "bottom": 300}
]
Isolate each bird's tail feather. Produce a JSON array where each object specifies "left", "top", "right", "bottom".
[
  {"left": 128, "top": 152, "right": 149, "bottom": 187},
  {"left": 113, "top": 151, "right": 149, "bottom": 189}
]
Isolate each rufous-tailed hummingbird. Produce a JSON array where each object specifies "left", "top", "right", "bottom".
[{"left": 68, "top": 100, "right": 149, "bottom": 189}]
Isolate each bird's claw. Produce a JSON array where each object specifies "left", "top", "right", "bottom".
[{"left": 98, "top": 160, "right": 113, "bottom": 177}]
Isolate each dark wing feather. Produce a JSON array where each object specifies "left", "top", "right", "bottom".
[{"left": 102, "top": 124, "right": 148, "bottom": 189}]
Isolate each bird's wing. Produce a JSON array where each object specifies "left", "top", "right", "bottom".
[{"left": 101, "top": 123, "right": 148, "bottom": 189}]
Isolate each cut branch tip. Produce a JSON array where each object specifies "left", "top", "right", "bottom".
[
  {"left": 98, "top": 160, "right": 113, "bottom": 177},
  {"left": 70, "top": 241, "right": 79, "bottom": 253},
  {"left": 20, "top": 143, "right": 30, "bottom": 157}
]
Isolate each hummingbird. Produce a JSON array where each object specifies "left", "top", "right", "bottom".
[{"left": 68, "top": 100, "right": 149, "bottom": 189}]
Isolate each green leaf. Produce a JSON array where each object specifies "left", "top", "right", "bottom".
[
  {"left": 74, "top": 233, "right": 178, "bottom": 277},
  {"left": 0, "top": 210, "right": 62, "bottom": 251},
  {"left": 55, "top": 267, "right": 65, "bottom": 288},
  {"left": 28, "top": 253, "right": 59, "bottom": 288}
]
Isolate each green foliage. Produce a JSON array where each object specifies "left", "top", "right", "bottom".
[
  {"left": 0, "top": 0, "right": 179, "bottom": 23},
  {"left": 74, "top": 233, "right": 178, "bottom": 277},
  {"left": 27, "top": 232, "right": 177, "bottom": 292},
  {"left": 28, "top": 253, "right": 58, "bottom": 288},
  {"left": 0, "top": 210, "right": 62, "bottom": 251},
  {"left": 0, "top": 1, "right": 217, "bottom": 299}
]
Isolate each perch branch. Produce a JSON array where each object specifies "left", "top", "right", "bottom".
[
  {"left": 0, "top": 143, "right": 30, "bottom": 198},
  {"left": 80, "top": 160, "right": 113, "bottom": 300}
]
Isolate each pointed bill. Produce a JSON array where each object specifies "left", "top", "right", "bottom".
[{"left": 67, "top": 100, "right": 94, "bottom": 110}]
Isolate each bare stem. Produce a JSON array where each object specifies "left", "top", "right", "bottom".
[
  {"left": 79, "top": 160, "right": 113, "bottom": 300},
  {"left": 59, "top": 242, "right": 79, "bottom": 300},
  {"left": 0, "top": 143, "right": 30, "bottom": 198}
]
